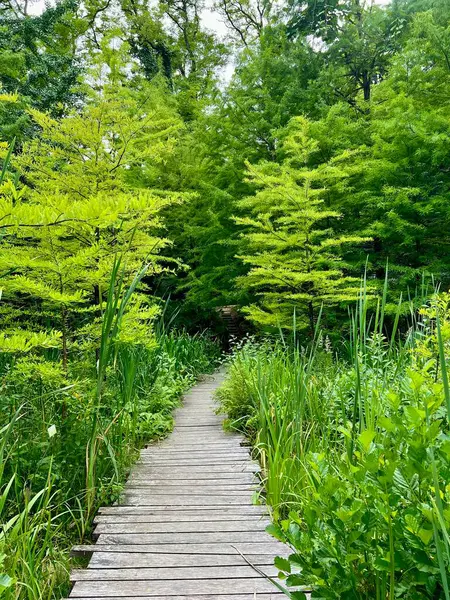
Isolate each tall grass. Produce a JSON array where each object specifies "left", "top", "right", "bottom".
[{"left": 217, "top": 283, "right": 450, "bottom": 599}]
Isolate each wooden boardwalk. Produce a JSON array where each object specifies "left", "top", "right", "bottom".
[{"left": 69, "top": 372, "right": 288, "bottom": 599}]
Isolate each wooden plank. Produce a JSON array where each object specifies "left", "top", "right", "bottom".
[
  {"left": 136, "top": 458, "right": 249, "bottom": 465},
  {"left": 119, "top": 495, "right": 260, "bottom": 506},
  {"left": 145, "top": 445, "right": 247, "bottom": 452},
  {"left": 93, "top": 514, "right": 266, "bottom": 524},
  {"left": 168, "top": 430, "right": 234, "bottom": 436},
  {"left": 175, "top": 420, "right": 222, "bottom": 423},
  {"left": 126, "top": 477, "right": 257, "bottom": 485},
  {"left": 144, "top": 446, "right": 247, "bottom": 453},
  {"left": 125, "top": 484, "right": 257, "bottom": 492},
  {"left": 94, "top": 511, "right": 267, "bottom": 524},
  {"left": 171, "top": 424, "right": 221, "bottom": 429},
  {"left": 123, "top": 488, "right": 254, "bottom": 497},
  {"left": 173, "top": 423, "right": 224, "bottom": 428},
  {"left": 147, "top": 441, "right": 246, "bottom": 448},
  {"left": 137, "top": 458, "right": 249, "bottom": 465},
  {"left": 71, "top": 565, "right": 279, "bottom": 582},
  {"left": 98, "top": 505, "right": 266, "bottom": 515},
  {"left": 135, "top": 460, "right": 252, "bottom": 468},
  {"left": 138, "top": 450, "right": 249, "bottom": 458},
  {"left": 88, "top": 553, "right": 279, "bottom": 569},
  {"left": 128, "top": 473, "right": 258, "bottom": 482},
  {"left": 110, "top": 505, "right": 266, "bottom": 512},
  {"left": 132, "top": 465, "right": 251, "bottom": 472},
  {"left": 71, "top": 542, "right": 286, "bottom": 556},
  {"left": 93, "top": 520, "right": 270, "bottom": 534},
  {"left": 167, "top": 433, "right": 235, "bottom": 439},
  {"left": 95, "top": 532, "right": 270, "bottom": 544},
  {"left": 64, "top": 595, "right": 286, "bottom": 600},
  {"left": 162, "top": 439, "right": 244, "bottom": 446},
  {"left": 131, "top": 465, "right": 259, "bottom": 475},
  {"left": 142, "top": 446, "right": 247, "bottom": 453},
  {"left": 129, "top": 473, "right": 260, "bottom": 481},
  {"left": 70, "top": 578, "right": 283, "bottom": 596}
]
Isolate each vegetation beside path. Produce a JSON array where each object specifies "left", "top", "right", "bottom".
[
  {"left": 0, "top": 262, "right": 219, "bottom": 599},
  {"left": 217, "top": 286, "right": 450, "bottom": 599}
]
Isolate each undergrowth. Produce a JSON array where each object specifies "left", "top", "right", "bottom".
[
  {"left": 216, "top": 287, "right": 450, "bottom": 599},
  {"left": 0, "top": 262, "right": 220, "bottom": 599}
]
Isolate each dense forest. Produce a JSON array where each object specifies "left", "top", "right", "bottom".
[{"left": 0, "top": 0, "right": 450, "bottom": 596}]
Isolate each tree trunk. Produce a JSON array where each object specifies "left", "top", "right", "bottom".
[
  {"left": 61, "top": 305, "right": 68, "bottom": 420},
  {"left": 308, "top": 300, "right": 315, "bottom": 337},
  {"left": 362, "top": 72, "right": 371, "bottom": 101}
]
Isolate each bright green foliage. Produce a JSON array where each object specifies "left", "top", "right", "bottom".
[
  {"left": 210, "top": 27, "right": 323, "bottom": 166},
  {"left": 0, "top": 61, "right": 185, "bottom": 364},
  {"left": 304, "top": 9, "right": 450, "bottom": 296},
  {"left": 156, "top": 127, "right": 249, "bottom": 323},
  {"left": 235, "top": 126, "right": 369, "bottom": 331}
]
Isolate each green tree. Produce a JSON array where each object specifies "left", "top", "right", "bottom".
[
  {"left": 121, "top": 0, "right": 228, "bottom": 120},
  {"left": 0, "top": 54, "right": 185, "bottom": 369},
  {"left": 302, "top": 9, "right": 450, "bottom": 294},
  {"left": 0, "top": 0, "right": 84, "bottom": 143},
  {"left": 235, "top": 122, "right": 368, "bottom": 332},
  {"left": 287, "top": 0, "right": 407, "bottom": 104}
]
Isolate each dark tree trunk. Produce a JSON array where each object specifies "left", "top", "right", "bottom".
[{"left": 308, "top": 300, "right": 315, "bottom": 337}]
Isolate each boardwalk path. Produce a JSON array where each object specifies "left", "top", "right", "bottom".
[{"left": 69, "top": 372, "right": 287, "bottom": 599}]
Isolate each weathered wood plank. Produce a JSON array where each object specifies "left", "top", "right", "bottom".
[
  {"left": 97, "top": 506, "right": 266, "bottom": 515},
  {"left": 135, "top": 460, "right": 250, "bottom": 468},
  {"left": 125, "top": 485, "right": 257, "bottom": 493},
  {"left": 119, "top": 495, "right": 260, "bottom": 506},
  {"left": 70, "top": 578, "right": 283, "bottom": 596},
  {"left": 131, "top": 465, "right": 259, "bottom": 476},
  {"left": 147, "top": 442, "right": 246, "bottom": 450},
  {"left": 141, "top": 446, "right": 248, "bottom": 453},
  {"left": 93, "top": 514, "right": 266, "bottom": 524},
  {"left": 93, "top": 520, "right": 270, "bottom": 534},
  {"left": 65, "top": 595, "right": 286, "bottom": 600},
  {"left": 71, "top": 542, "right": 286, "bottom": 556},
  {"left": 95, "top": 531, "right": 271, "bottom": 544},
  {"left": 71, "top": 565, "right": 280, "bottom": 582},
  {"left": 97, "top": 505, "right": 266, "bottom": 515},
  {"left": 125, "top": 478, "right": 257, "bottom": 487},
  {"left": 138, "top": 450, "right": 249, "bottom": 459},
  {"left": 138, "top": 455, "right": 249, "bottom": 467},
  {"left": 128, "top": 473, "right": 258, "bottom": 482},
  {"left": 123, "top": 488, "right": 254, "bottom": 497},
  {"left": 88, "top": 553, "right": 278, "bottom": 569}
]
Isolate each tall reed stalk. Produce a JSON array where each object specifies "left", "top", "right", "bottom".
[{"left": 85, "top": 256, "right": 149, "bottom": 519}]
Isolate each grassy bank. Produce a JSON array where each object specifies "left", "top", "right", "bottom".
[{"left": 217, "top": 291, "right": 450, "bottom": 599}]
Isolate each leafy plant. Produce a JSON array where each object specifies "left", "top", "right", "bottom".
[{"left": 218, "top": 285, "right": 450, "bottom": 598}]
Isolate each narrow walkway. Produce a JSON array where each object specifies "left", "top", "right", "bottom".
[{"left": 69, "top": 372, "right": 287, "bottom": 599}]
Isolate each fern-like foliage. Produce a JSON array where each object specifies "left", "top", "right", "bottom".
[{"left": 236, "top": 133, "right": 370, "bottom": 331}]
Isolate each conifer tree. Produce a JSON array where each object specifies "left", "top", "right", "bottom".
[
  {"left": 0, "top": 47, "right": 185, "bottom": 368},
  {"left": 236, "top": 121, "right": 369, "bottom": 332}
]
